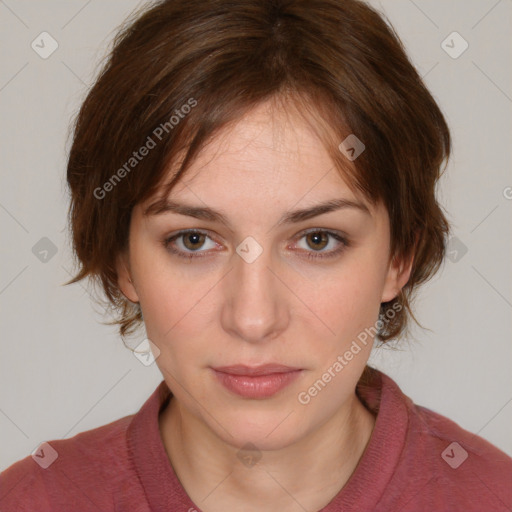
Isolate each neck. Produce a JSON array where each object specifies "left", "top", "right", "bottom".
[{"left": 159, "top": 392, "right": 376, "bottom": 511}]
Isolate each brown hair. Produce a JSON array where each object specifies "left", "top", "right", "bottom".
[{"left": 65, "top": 0, "right": 451, "bottom": 345}]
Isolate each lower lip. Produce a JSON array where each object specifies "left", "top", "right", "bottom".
[{"left": 212, "top": 369, "right": 302, "bottom": 399}]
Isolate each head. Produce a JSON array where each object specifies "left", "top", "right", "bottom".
[{"left": 66, "top": 0, "right": 451, "bottom": 448}]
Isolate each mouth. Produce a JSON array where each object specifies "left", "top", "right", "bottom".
[{"left": 211, "top": 364, "right": 303, "bottom": 399}]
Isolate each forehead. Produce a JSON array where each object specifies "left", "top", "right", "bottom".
[{"left": 154, "top": 99, "right": 367, "bottom": 209}]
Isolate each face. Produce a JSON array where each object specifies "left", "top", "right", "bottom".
[{"left": 117, "top": 99, "right": 412, "bottom": 450}]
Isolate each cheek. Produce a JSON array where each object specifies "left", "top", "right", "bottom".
[
  {"left": 131, "top": 234, "right": 386, "bottom": 348},
  {"left": 128, "top": 245, "right": 175, "bottom": 331},
  {"left": 132, "top": 253, "right": 217, "bottom": 342},
  {"left": 308, "top": 258, "right": 385, "bottom": 335}
]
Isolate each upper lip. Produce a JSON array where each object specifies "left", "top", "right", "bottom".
[{"left": 212, "top": 364, "right": 301, "bottom": 376}]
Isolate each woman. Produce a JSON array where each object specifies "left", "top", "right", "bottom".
[{"left": 1, "top": 0, "right": 511, "bottom": 510}]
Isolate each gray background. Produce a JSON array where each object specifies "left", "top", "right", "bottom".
[{"left": 1, "top": 0, "right": 511, "bottom": 472}]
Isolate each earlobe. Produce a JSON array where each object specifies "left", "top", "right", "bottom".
[
  {"left": 116, "top": 252, "right": 140, "bottom": 303},
  {"left": 381, "top": 231, "right": 419, "bottom": 303},
  {"left": 381, "top": 251, "right": 414, "bottom": 303}
]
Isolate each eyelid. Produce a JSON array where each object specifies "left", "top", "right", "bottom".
[
  {"left": 163, "top": 227, "right": 350, "bottom": 260},
  {"left": 288, "top": 228, "right": 349, "bottom": 259},
  {"left": 162, "top": 228, "right": 214, "bottom": 251},
  {"left": 292, "top": 226, "right": 349, "bottom": 242}
]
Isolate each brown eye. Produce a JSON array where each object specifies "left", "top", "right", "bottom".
[
  {"left": 305, "top": 231, "right": 329, "bottom": 251},
  {"left": 294, "top": 229, "right": 350, "bottom": 261},
  {"left": 163, "top": 229, "right": 218, "bottom": 260}
]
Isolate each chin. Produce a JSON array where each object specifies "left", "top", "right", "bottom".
[{"left": 208, "top": 406, "right": 306, "bottom": 452}]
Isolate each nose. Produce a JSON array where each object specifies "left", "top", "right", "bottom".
[{"left": 220, "top": 242, "right": 289, "bottom": 344}]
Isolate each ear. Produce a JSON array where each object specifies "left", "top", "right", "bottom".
[
  {"left": 116, "top": 251, "right": 140, "bottom": 303},
  {"left": 380, "top": 232, "right": 419, "bottom": 303}
]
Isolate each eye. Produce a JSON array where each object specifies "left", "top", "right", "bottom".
[
  {"left": 163, "top": 229, "right": 218, "bottom": 260},
  {"left": 292, "top": 229, "right": 349, "bottom": 260}
]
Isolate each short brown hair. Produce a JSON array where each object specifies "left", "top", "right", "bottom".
[{"left": 65, "top": 0, "right": 451, "bottom": 344}]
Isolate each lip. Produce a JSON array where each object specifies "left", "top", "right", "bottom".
[
  {"left": 212, "top": 364, "right": 301, "bottom": 376},
  {"left": 211, "top": 364, "right": 303, "bottom": 399}
]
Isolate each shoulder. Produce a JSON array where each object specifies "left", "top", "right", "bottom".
[
  {"left": 0, "top": 414, "right": 136, "bottom": 511},
  {"left": 413, "top": 402, "right": 512, "bottom": 470},
  {"left": 388, "top": 398, "right": 512, "bottom": 510}
]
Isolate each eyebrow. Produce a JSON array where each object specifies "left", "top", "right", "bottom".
[{"left": 144, "top": 197, "right": 371, "bottom": 227}]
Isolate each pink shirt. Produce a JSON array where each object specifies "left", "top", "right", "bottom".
[{"left": 1, "top": 368, "right": 511, "bottom": 511}]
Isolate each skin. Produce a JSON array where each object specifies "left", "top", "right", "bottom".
[{"left": 117, "top": 98, "right": 414, "bottom": 512}]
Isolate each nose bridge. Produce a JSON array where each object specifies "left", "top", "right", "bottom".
[{"left": 221, "top": 236, "right": 288, "bottom": 343}]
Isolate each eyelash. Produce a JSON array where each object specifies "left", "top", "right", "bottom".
[{"left": 163, "top": 228, "right": 350, "bottom": 261}]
